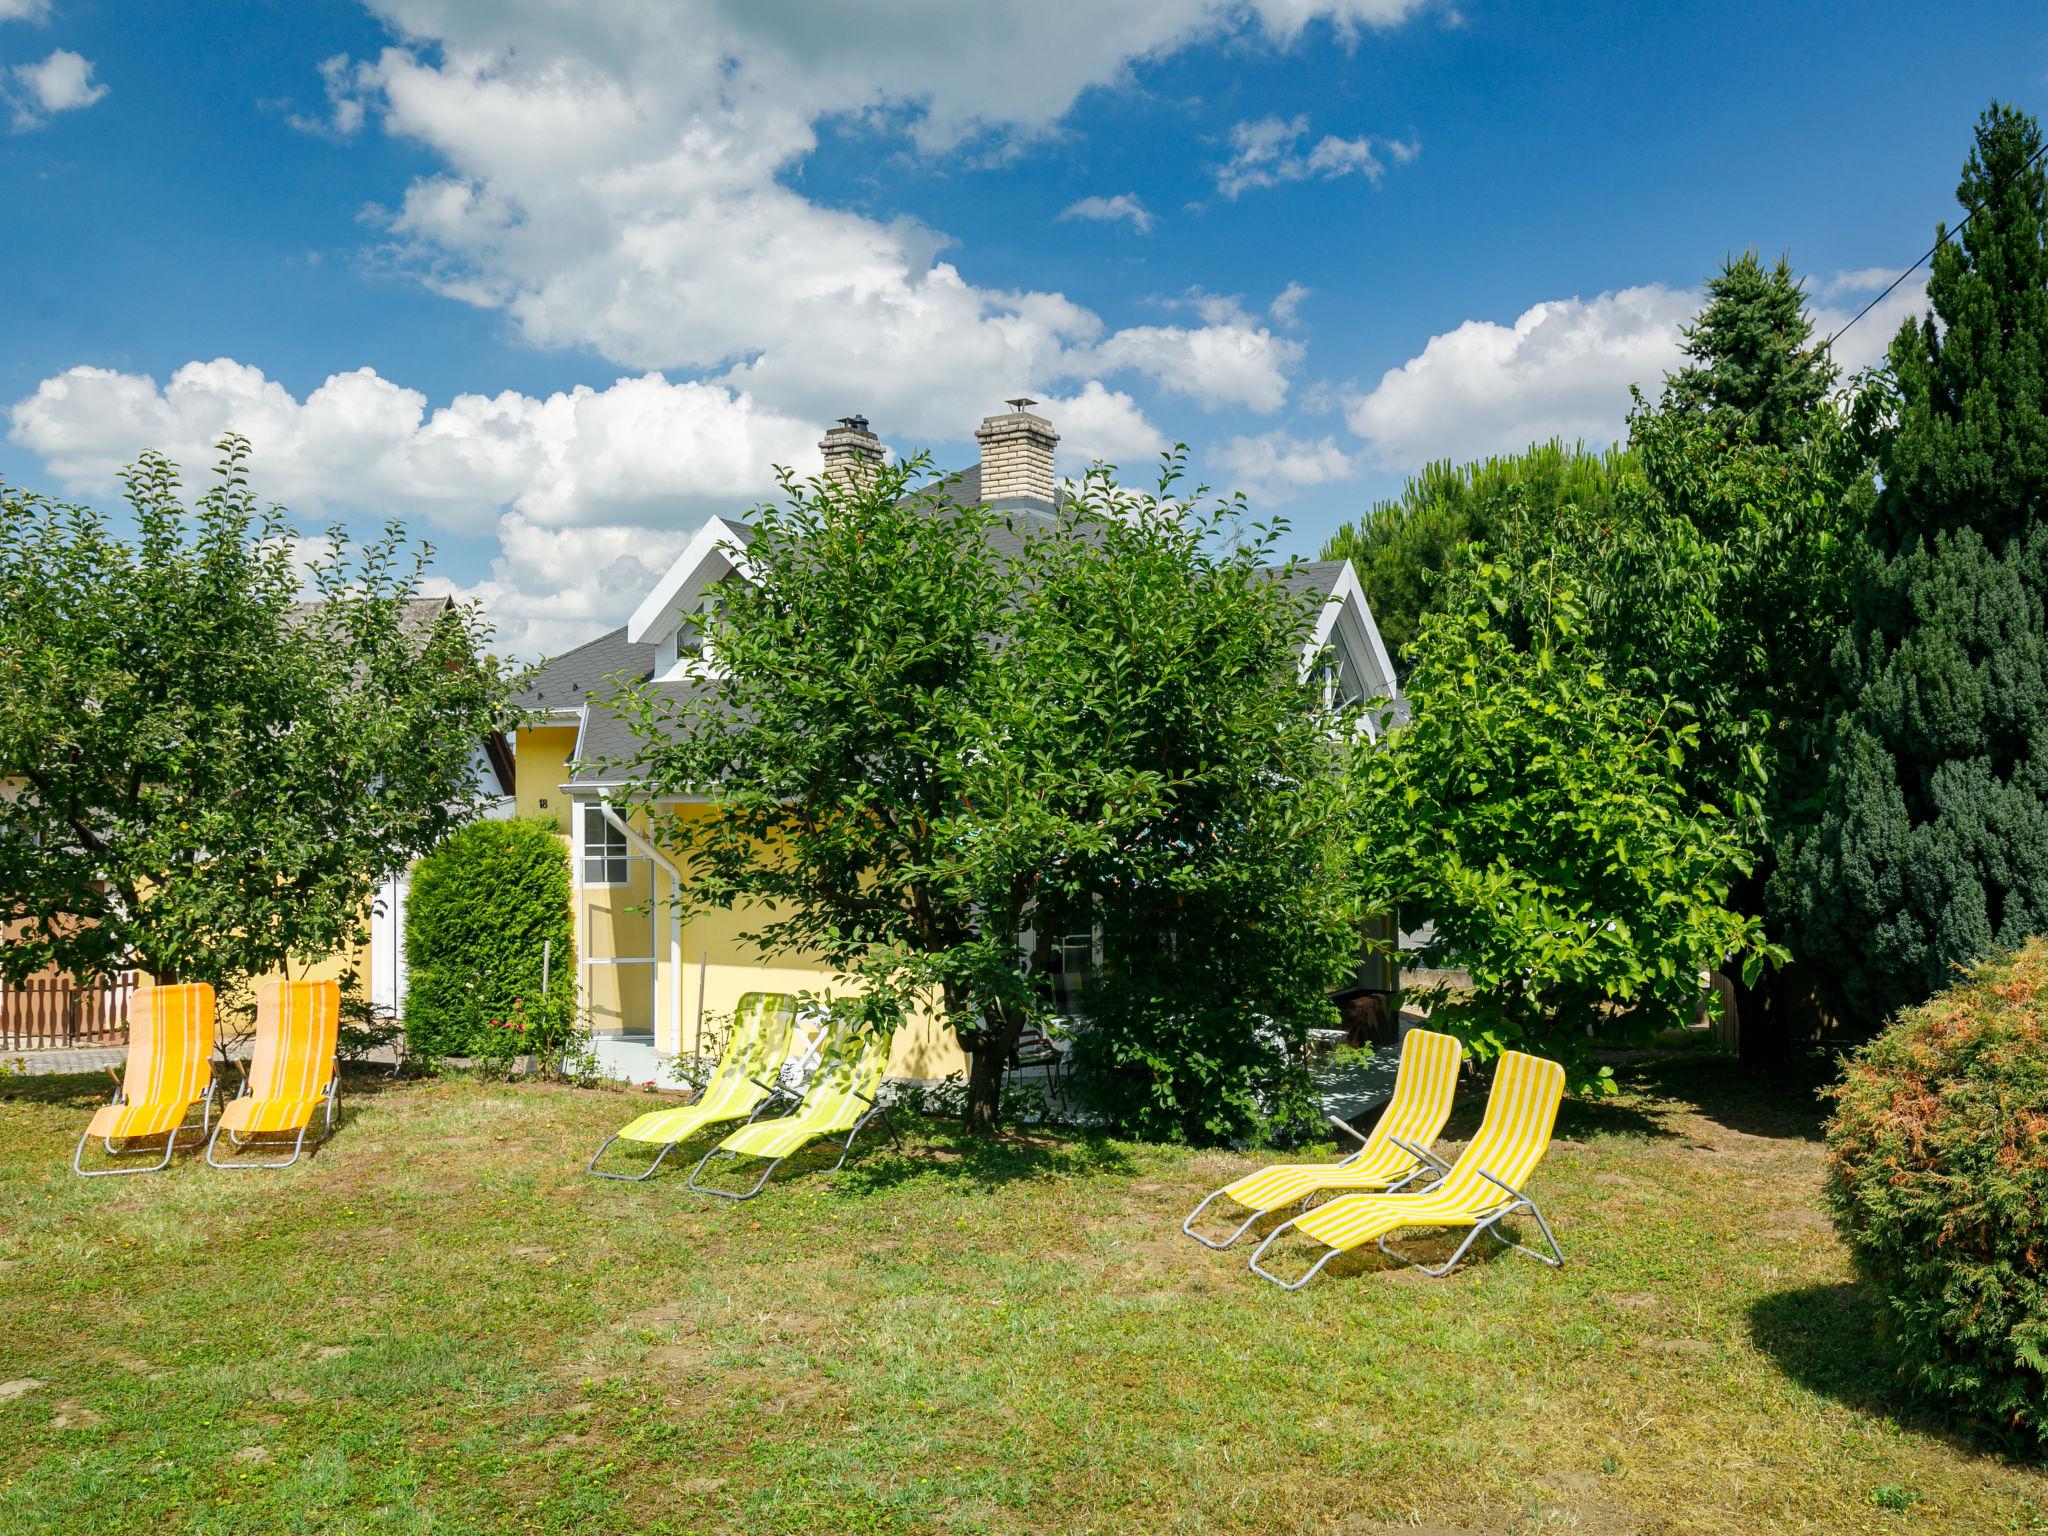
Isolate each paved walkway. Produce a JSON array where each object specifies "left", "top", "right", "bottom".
[{"left": 2, "top": 1044, "right": 126, "bottom": 1077}]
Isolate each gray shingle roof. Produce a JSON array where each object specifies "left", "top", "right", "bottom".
[
  {"left": 513, "top": 625, "right": 657, "bottom": 713},
  {"left": 1270, "top": 559, "right": 1348, "bottom": 604},
  {"left": 568, "top": 680, "right": 719, "bottom": 786},
  {"left": 521, "top": 472, "right": 1357, "bottom": 796}
]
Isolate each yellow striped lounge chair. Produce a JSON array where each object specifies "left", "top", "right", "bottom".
[
  {"left": 1183, "top": 1026, "right": 1463, "bottom": 1249},
  {"left": 586, "top": 992, "right": 800, "bottom": 1181},
  {"left": 1249, "top": 1050, "right": 1568, "bottom": 1289},
  {"left": 687, "top": 1024, "right": 897, "bottom": 1200},
  {"left": 73, "top": 982, "right": 219, "bottom": 1177},
  {"left": 205, "top": 979, "right": 340, "bottom": 1170}
]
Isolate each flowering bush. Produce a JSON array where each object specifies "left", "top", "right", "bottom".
[{"left": 1826, "top": 939, "right": 2048, "bottom": 1451}]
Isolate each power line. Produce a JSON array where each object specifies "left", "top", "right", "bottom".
[{"left": 1820, "top": 135, "right": 2048, "bottom": 353}]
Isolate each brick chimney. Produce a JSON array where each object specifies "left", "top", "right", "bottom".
[
  {"left": 974, "top": 397, "right": 1059, "bottom": 504},
  {"left": 819, "top": 414, "right": 883, "bottom": 492}
]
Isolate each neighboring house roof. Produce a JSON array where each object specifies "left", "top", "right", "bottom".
[
  {"left": 513, "top": 625, "right": 658, "bottom": 714},
  {"left": 290, "top": 592, "right": 517, "bottom": 798}
]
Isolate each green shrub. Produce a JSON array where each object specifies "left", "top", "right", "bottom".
[
  {"left": 1826, "top": 939, "right": 2048, "bottom": 1451},
  {"left": 404, "top": 816, "right": 575, "bottom": 1064}
]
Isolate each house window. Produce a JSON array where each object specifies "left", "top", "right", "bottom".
[
  {"left": 582, "top": 805, "right": 631, "bottom": 885},
  {"left": 1318, "top": 651, "right": 1365, "bottom": 711},
  {"left": 677, "top": 593, "right": 718, "bottom": 656},
  {"left": 1045, "top": 932, "right": 1093, "bottom": 1015}
]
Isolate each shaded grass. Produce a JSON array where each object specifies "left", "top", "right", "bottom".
[{"left": 0, "top": 1058, "right": 2041, "bottom": 1535}]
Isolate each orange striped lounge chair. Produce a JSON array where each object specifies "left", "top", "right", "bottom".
[
  {"left": 205, "top": 979, "right": 341, "bottom": 1170},
  {"left": 1249, "top": 1050, "right": 1568, "bottom": 1289},
  {"left": 73, "top": 982, "right": 219, "bottom": 1177},
  {"left": 1182, "top": 1027, "right": 1464, "bottom": 1250}
]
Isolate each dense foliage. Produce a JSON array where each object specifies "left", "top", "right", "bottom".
[
  {"left": 1789, "top": 104, "right": 2048, "bottom": 1024},
  {"left": 1318, "top": 440, "right": 1633, "bottom": 667},
  {"left": 616, "top": 454, "right": 1357, "bottom": 1137},
  {"left": 1825, "top": 939, "right": 2048, "bottom": 1451},
  {"left": 404, "top": 816, "right": 576, "bottom": 1063},
  {"left": 0, "top": 439, "right": 512, "bottom": 987},
  {"left": 1351, "top": 551, "right": 1776, "bottom": 1090},
  {"left": 1017, "top": 467, "right": 1359, "bottom": 1144}
]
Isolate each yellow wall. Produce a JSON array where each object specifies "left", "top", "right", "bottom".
[
  {"left": 572, "top": 798, "right": 968, "bottom": 1081},
  {"left": 515, "top": 724, "right": 579, "bottom": 824}
]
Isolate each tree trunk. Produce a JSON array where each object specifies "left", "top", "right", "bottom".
[
  {"left": 1731, "top": 962, "right": 1784, "bottom": 1068},
  {"left": 963, "top": 1002, "right": 1026, "bottom": 1134}
]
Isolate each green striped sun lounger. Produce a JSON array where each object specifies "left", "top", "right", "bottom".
[
  {"left": 586, "top": 992, "right": 799, "bottom": 1181},
  {"left": 688, "top": 1022, "right": 897, "bottom": 1200}
]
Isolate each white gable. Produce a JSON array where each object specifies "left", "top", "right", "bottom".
[{"left": 627, "top": 515, "right": 755, "bottom": 646}]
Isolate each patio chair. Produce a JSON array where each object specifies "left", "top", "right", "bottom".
[
  {"left": 1009, "top": 1019, "right": 1069, "bottom": 1100},
  {"left": 1182, "top": 1026, "right": 1463, "bottom": 1249},
  {"left": 1248, "top": 1049, "right": 1567, "bottom": 1290},
  {"left": 687, "top": 1023, "right": 898, "bottom": 1200},
  {"left": 586, "top": 991, "right": 800, "bottom": 1181},
  {"left": 73, "top": 983, "right": 219, "bottom": 1177},
  {"left": 205, "top": 979, "right": 340, "bottom": 1170}
]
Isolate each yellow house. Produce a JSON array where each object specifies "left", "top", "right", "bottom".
[{"left": 508, "top": 403, "right": 1401, "bottom": 1085}]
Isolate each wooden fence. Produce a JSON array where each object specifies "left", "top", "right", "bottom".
[{"left": 0, "top": 974, "right": 135, "bottom": 1050}]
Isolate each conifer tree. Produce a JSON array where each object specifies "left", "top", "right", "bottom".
[
  {"left": 1787, "top": 103, "right": 2048, "bottom": 1022},
  {"left": 1664, "top": 251, "right": 1835, "bottom": 448}
]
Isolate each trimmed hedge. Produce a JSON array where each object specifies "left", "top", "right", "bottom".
[
  {"left": 404, "top": 816, "right": 575, "bottom": 1062},
  {"left": 1826, "top": 939, "right": 2048, "bottom": 1451}
]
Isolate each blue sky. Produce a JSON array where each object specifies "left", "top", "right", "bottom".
[{"left": 2, "top": 1, "right": 2043, "bottom": 655}]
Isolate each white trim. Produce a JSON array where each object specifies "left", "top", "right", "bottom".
[
  {"left": 1299, "top": 560, "right": 1398, "bottom": 702},
  {"left": 627, "top": 515, "right": 756, "bottom": 647},
  {"left": 578, "top": 802, "right": 634, "bottom": 887}
]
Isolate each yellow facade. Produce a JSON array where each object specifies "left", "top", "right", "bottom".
[
  {"left": 568, "top": 799, "right": 967, "bottom": 1081},
  {"left": 514, "top": 724, "right": 578, "bottom": 824}
]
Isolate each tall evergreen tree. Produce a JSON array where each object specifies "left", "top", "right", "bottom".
[
  {"left": 1787, "top": 103, "right": 2048, "bottom": 1023},
  {"left": 1664, "top": 251, "right": 1835, "bottom": 448}
]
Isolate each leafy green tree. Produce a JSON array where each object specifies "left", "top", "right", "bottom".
[
  {"left": 1008, "top": 466, "right": 1360, "bottom": 1144},
  {"left": 1352, "top": 549, "right": 1778, "bottom": 1091},
  {"left": 1664, "top": 251, "right": 1836, "bottom": 448},
  {"left": 616, "top": 453, "right": 1357, "bottom": 1135},
  {"left": 0, "top": 439, "right": 511, "bottom": 987},
  {"left": 1787, "top": 103, "right": 2048, "bottom": 1023},
  {"left": 405, "top": 816, "right": 576, "bottom": 1063},
  {"left": 1319, "top": 440, "right": 1633, "bottom": 667}
]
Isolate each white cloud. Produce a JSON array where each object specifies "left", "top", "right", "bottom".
[
  {"left": 1340, "top": 269, "right": 1925, "bottom": 471},
  {"left": 8, "top": 360, "right": 823, "bottom": 534},
  {"left": 1057, "top": 193, "right": 1155, "bottom": 234},
  {"left": 1086, "top": 317, "right": 1303, "bottom": 413},
  {"left": 0, "top": 0, "right": 51, "bottom": 23},
  {"left": 1215, "top": 114, "right": 1413, "bottom": 197},
  {"left": 1812, "top": 270, "right": 1929, "bottom": 376},
  {"left": 8, "top": 47, "right": 105, "bottom": 129},
  {"left": 1043, "top": 380, "right": 1169, "bottom": 471},
  {"left": 1213, "top": 429, "right": 1356, "bottom": 501},
  {"left": 9, "top": 1, "right": 1447, "bottom": 653},
  {"left": 314, "top": 2, "right": 1429, "bottom": 426},
  {"left": 1270, "top": 281, "right": 1310, "bottom": 326},
  {"left": 450, "top": 516, "right": 694, "bottom": 660},
  {"left": 1343, "top": 285, "right": 1700, "bottom": 467},
  {"left": 287, "top": 53, "right": 371, "bottom": 138}
]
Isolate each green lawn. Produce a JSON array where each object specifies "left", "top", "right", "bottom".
[{"left": 0, "top": 1056, "right": 2040, "bottom": 1535}]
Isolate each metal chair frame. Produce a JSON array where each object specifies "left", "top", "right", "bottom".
[
  {"left": 686, "top": 1090, "right": 902, "bottom": 1202},
  {"left": 203, "top": 1078, "right": 338, "bottom": 1170},
  {"left": 72, "top": 1081, "right": 218, "bottom": 1177},
  {"left": 586, "top": 1078, "right": 797, "bottom": 1182},
  {"left": 1181, "top": 1120, "right": 1449, "bottom": 1251},
  {"left": 1246, "top": 1165, "right": 1564, "bottom": 1290}
]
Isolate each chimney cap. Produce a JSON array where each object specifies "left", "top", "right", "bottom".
[
  {"left": 835, "top": 414, "right": 871, "bottom": 434},
  {"left": 1004, "top": 396, "right": 1038, "bottom": 413}
]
